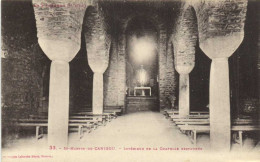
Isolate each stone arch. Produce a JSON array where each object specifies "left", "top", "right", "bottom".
[
  {"left": 104, "top": 8, "right": 175, "bottom": 112},
  {"left": 123, "top": 12, "right": 163, "bottom": 35},
  {"left": 121, "top": 12, "right": 170, "bottom": 111},
  {"left": 124, "top": 15, "right": 159, "bottom": 97}
]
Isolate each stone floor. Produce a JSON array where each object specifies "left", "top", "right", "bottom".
[{"left": 2, "top": 111, "right": 260, "bottom": 162}]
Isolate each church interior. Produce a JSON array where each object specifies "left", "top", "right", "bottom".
[{"left": 1, "top": 0, "right": 259, "bottom": 155}]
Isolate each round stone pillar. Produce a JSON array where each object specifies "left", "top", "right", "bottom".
[
  {"left": 92, "top": 73, "right": 104, "bottom": 114},
  {"left": 200, "top": 34, "right": 244, "bottom": 151},
  {"left": 48, "top": 60, "right": 69, "bottom": 146},
  {"left": 178, "top": 73, "right": 190, "bottom": 118},
  {"left": 210, "top": 57, "right": 230, "bottom": 150},
  {"left": 33, "top": 0, "right": 87, "bottom": 147},
  {"left": 84, "top": 6, "right": 111, "bottom": 115},
  {"left": 175, "top": 65, "right": 194, "bottom": 118},
  {"left": 196, "top": 0, "right": 248, "bottom": 151}
]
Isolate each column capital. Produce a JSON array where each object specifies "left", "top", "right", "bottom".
[
  {"left": 200, "top": 33, "right": 244, "bottom": 59},
  {"left": 33, "top": 0, "right": 87, "bottom": 62},
  {"left": 38, "top": 39, "right": 80, "bottom": 62},
  {"left": 175, "top": 65, "right": 194, "bottom": 75}
]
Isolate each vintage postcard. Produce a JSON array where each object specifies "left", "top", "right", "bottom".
[{"left": 1, "top": 0, "right": 259, "bottom": 161}]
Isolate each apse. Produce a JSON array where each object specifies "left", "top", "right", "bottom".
[
  {"left": 128, "top": 35, "right": 157, "bottom": 66},
  {"left": 126, "top": 16, "right": 158, "bottom": 96}
]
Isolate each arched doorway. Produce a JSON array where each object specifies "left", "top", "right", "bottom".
[{"left": 125, "top": 16, "right": 159, "bottom": 113}]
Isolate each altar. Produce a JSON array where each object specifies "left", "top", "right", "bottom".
[{"left": 134, "top": 87, "right": 151, "bottom": 96}]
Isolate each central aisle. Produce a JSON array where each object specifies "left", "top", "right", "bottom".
[
  {"left": 69, "top": 111, "right": 202, "bottom": 148},
  {"left": 4, "top": 112, "right": 259, "bottom": 162}
]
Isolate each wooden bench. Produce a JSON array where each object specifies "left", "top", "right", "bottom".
[
  {"left": 15, "top": 122, "right": 93, "bottom": 140},
  {"left": 164, "top": 109, "right": 208, "bottom": 114},
  {"left": 170, "top": 111, "right": 209, "bottom": 116},
  {"left": 103, "top": 111, "right": 118, "bottom": 118},
  {"left": 163, "top": 110, "right": 209, "bottom": 119},
  {"left": 13, "top": 118, "right": 98, "bottom": 140},
  {"left": 104, "top": 106, "right": 123, "bottom": 116},
  {"left": 178, "top": 125, "right": 260, "bottom": 147},
  {"left": 15, "top": 123, "right": 48, "bottom": 140},
  {"left": 103, "top": 112, "right": 117, "bottom": 120},
  {"left": 170, "top": 114, "right": 209, "bottom": 119},
  {"left": 72, "top": 112, "right": 113, "bottom": 122},
  {"left": 232, "top": 125, "right": 260, "bottom": 147},
  {"left": 175, "top": 121, "right": 209, "bottom": 126},
  {"left": 69, "top": 115, "right": 107, "bottom": 126},
  {"left": 174, "top": 119, "right": 254, "bottom": 126},
  {"left": 163, "top": 109, "right": 175, "bottom": 118},
  {"left": 104, "top": 109, "right": 122, "bottom": 113},
  {"left": 29, "top": 114, "right": 106, "bottom": 125},
  {"left": 74, "top": 106, "right": 123, "bottom": 119},
  {"left": 173, "top": 118, "right": 209, "bottom": 122}
]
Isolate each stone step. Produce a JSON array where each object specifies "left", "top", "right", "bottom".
[{"left": 126, "top": 96, "right": 158, "bottom": 113}]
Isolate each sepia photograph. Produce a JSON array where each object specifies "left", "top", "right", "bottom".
[{"left": 1, "top": 0, "right": 259, "bottom": 161}]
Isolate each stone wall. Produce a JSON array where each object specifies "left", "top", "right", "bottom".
[
  {"left": 1, "top": 1, "right": 50, "bottom": 145},
  {"left": 1, "top": 43, "right": 44, "bottom": 119},
  {"left": 103, "top": 25, "right": 127, "bottom": 112},
  {"left": 1, "top": 1, "right": 47, "bottom": 121},
  {"left": 158, "top": 27, "right": 169, "bottom": 109},
  {"left": 164, "top": 40, "right": 177, "bottom": 108},
  {"left": 104, "top": 37, "right": 121, "bottom": 106}
]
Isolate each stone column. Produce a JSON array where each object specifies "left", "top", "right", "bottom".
[
  {"left": 84, "top": 6, "right": 111, "bottom": 114},
  {"left": 172, "top": 5, "right": 197, "bottom": 118},
  {"left": 200, "top": 35, "right": 245, "bottom": 151},
  {"left": 175, "top": 65, "right": 194, "bottom": 118},
  {"left": 209, "top": 57, "right": 230, "bottom": 150},
  {"left": 33, "top": 0, "right": 87, "bottom": 147},
  {"left": 117, "top": 31, "right": 126, "bottom": 113},
  {"left": 48, "top": 60, "right": 69, "bottom": 146},
  {"left": 92, "top": 72, "right": 103, "bottom": 114},
  {"left": 195, "top": 0, "right": 248, "bottom": 150},
  {"left": 178, "top": 73, "right": 190, "bottom": 117}
]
